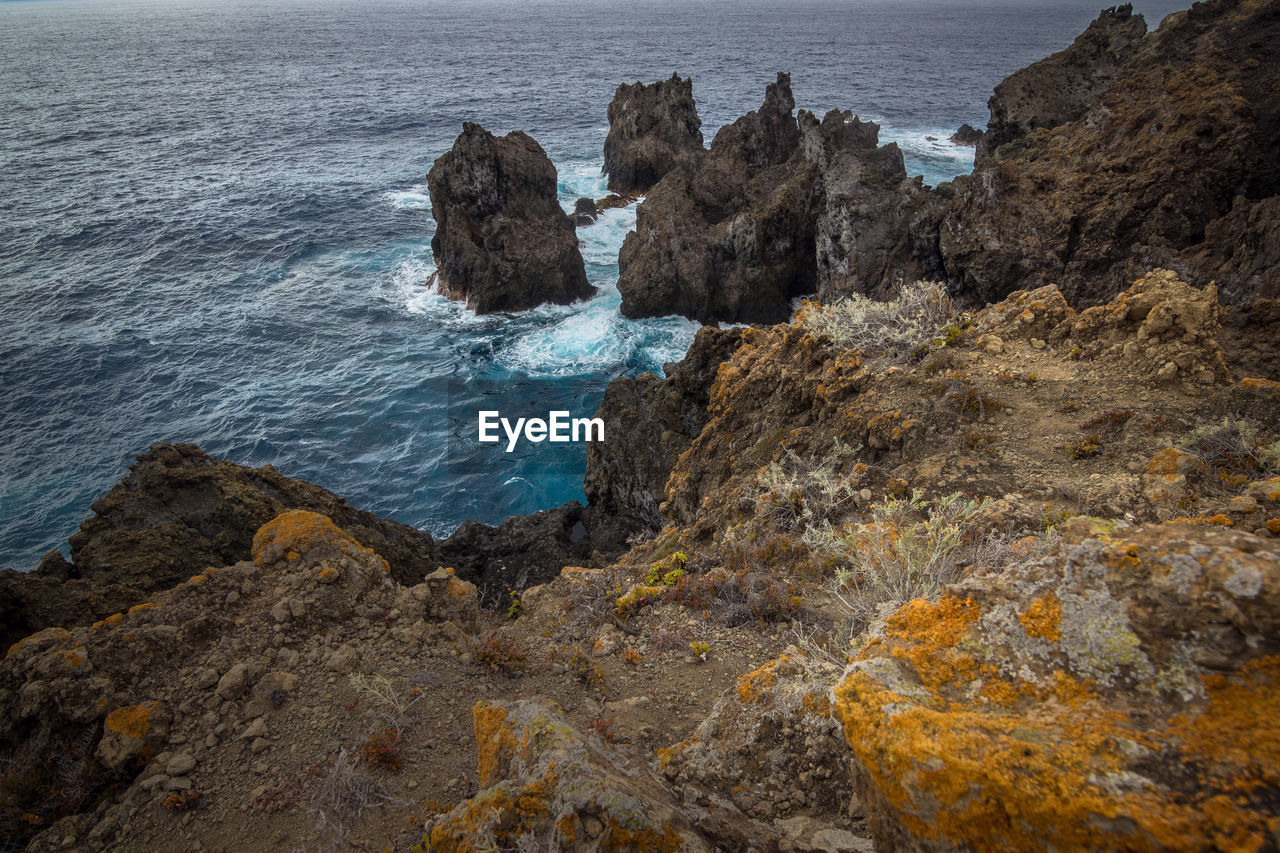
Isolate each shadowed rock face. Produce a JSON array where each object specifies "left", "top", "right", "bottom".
[
  {"left": 975, "top": 3, "right": 1147, "bottom": 161},
  {"left": 603, "top": 73, "right": 705, "bottom": 195},
  {"left": 584, "top": 325, "right": 744, "bottom": 530},
  {"left": 942, "top": 0, "right": 1280, "bottom": 308},
  {"left": 617, "top": 73, "right": 820, "bottom": 324},
  {"left": 427, "top": 122, "right": 594, "bottom": 313}
]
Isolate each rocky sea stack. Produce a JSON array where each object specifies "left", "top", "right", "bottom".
[
  {"left": 602, "top": 73, "right": 705, "bottom": 195},
  {"left": 426, "top": 122, "right": 594, "bottom": 313}
]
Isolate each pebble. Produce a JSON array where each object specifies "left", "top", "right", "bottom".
[
  {"left": 250, "top": 737, "right": 270, "bottom": 755},
  {"left": 165, "top": 753, "right": 197, "bottom": 776}
]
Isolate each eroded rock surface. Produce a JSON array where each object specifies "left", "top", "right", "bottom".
[
  {"left": 427, "top": 122, "right": 594, "bottom": 313},
  {"left": 833, "top": 521, "right": 1280, "bottom": 852},
  {"left": 603, "top": 73, "right": 705, "bottom": 195}
]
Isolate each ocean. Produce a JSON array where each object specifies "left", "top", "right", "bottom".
[{"left": 0, "top": 0, "right": 1189, "bottom": 569}]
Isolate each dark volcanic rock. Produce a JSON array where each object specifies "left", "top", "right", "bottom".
[
  {"left": 617, "top": 73, "right": 819, "bottom": 324},
  {"left": 69, "top": 443, "right": 439, "bottom": 591},
  {"left": 603, "top": 73, "right": 705, "bottom": 194},
  {"left": 437, "top": 501, "right": 630, "bottom": 603},
  {"left": 802, "top": 109, "right": 947, "bottom": 302},
  {"left": 948, "top": 123, "right": 983, "bottom": 146},
  {"left": 975, "top": 3, "right": 1146, "bottom": 161},
  {"left": 571, "top": 197, "right": 598, "bottom": 226},
  {"left": 0, "top": 443, "right": 440, "bottom": 649},
  {"left": 943, "top": 0, "right": 1280, "bottom": 307},
  {"left": 584, "top": 326, "right": 745, "bottom": 529},
  {"left": 427, "top": 122, "right": 595, "bottom": 313}
]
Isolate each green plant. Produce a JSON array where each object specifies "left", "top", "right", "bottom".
[
  {"left": 1180, "top": 416, "right": 1280, "bottom": 477},
  {"left": 945, "top": 380, "right": 1002, "bottom": 419},
  {"left": 506, "top": 589, "right": 524, "bottom": 619},
  {"left": 1067, "top": 435, "right": 1102, "bottom": 460},
  {"left": 1058, "top": 399, "right": 1081, "bottom": 414},
  {"left": 620, "top": 647, "right": 641, "bottom": 665},
  {"left": 755, "top": 440, "right": 863, "bottom": 534},
  {"left": 689, "top": 641, "right": 710, "bottom": 659},
  {"left": 359, "top": 728, "right": 404, "bottom": 773},
  {"left": 810, "top": 491, "right": 1005, "bottom": 631}
]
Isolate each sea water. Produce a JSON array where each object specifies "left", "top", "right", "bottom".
[{"left": 0, "top": 0, "right": 1189, "bottom": 568}]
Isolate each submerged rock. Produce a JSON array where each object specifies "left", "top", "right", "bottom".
[
  {"left": 427, "top": 122, "right": 594, "bottom": 313},
  {"left": 603, "top": 72, "right": 705, "bottom": 195},
  {"left": 948, "top": 123, "right": 983, "bottom": 146}
]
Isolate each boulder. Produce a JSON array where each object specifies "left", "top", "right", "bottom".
[
  {"left": 603, "top": 73, "right": 705, "bottom": 194},
  {"left": 570, "top": 196, "right": 598, "bottom": 226},
  {"left": 832, "top": 521, "right": 1280, "bottom": 852},
  {"left": 427, "top": 122, "right": 594, "bottom": 313},
  {"left": 947, "top": 123, "right": 983, "bottom": 146},
  {"left": 421, "top": 699, "right": 775, "bottom": 851},
  {"left": 0, "top": 443, "right": 438, "bottom": 648}
]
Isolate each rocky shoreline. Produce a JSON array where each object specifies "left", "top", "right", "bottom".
[{"left": 3, "top": 0, "right": 1280, "bottom": 850}]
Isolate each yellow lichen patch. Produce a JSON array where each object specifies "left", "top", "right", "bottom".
[
  {"left": 801, "top": 690, "right": 832, "bottom": 718},
  {"left": 127, "top": 602, "right": 159, "bottom": 614},
  {"left": 60, "top": 649, "right": 86, "bottom": 667},
  {"left": 1240, "top": 377, "right": 1280, "bottom": 392},
  {"left": 473, "top": 702, "right": 517, "bottom": 787},
  {"left": 104, "top": 612, "right": 124, "bottom": 625},
  {"left": 1207, "top": 514, "right": 1235, "bottom": 527},
  {"left": 1145, "top": 447, "right": 1199, "bottom": 477},
  {"left": 4, "top": 626, "right": 72, "bottom": 661},
  {"left": 1267, "top": 518, "right": 1280, "bottom": 535},
  {"left": 883, "top": 597, "right": 980, "bottom": 692},
  {"left": 736, "top": 655, "right": 788, "bottom": 703},
  {"left": 446, "top": 578, "right": 473, "bottom": 598},
  {"left": 316, "top": 565, "right": 339, "bottom": 582},
  {"left": 603, "top": 820, "right": 682, "bottom": 853},
  {"left": 251, "top": 509, "right": 389, "bottom": 574},
  {"left": 105, "top": 703, "right": 154, "bottom": 739},
  {"left": 1018, "top": 594, "right": 1062, "bottom": 642}
]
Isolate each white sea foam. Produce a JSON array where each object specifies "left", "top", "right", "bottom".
[{"left": 383, "top": 184, "right": 433, "bottom": 210}]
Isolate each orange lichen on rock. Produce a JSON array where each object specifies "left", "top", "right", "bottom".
[
  {"left": 833, "top": 523, "right": 1280, "bottom": 853},
  {"left": 472, "top": 702, "right": 518, "bottom": 788},
  {"left": 105, "top": 703, "right": 155, "bottom": 739},
  {"left": 251, "top": 509, "right": 389, "bottom": 575},
  {"left": 736, "top": 655, "right": 787, "bottom": 703},
  {"left": 127, "top": 602, "right": 159, "bottom": 614},
  {"left": 1207, "top": 513, "right": 1235, "bottom": 527},
  {"left": 1018, "top": 594, "right": 1062, "bottom": 642},
  {"left": 1240, "top": 377, "right": 1280, "bottom": 392}
]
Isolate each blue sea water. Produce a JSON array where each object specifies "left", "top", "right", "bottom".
[{"left": 0, "top": 0, "right": 1189, "bottom": 569}]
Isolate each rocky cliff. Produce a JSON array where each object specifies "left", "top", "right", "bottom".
[
  {"left": 943, "top": 0, "right": 1280, "bottom": 307},
  {"left": 427, "top": 122, "right": 595, "bottom": 313},
  {"left": 602, "top": 73, "right": 705, "bottom": 195}
]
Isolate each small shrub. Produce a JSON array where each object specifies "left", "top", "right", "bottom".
[
  {"left": 1180, "top": 416, "right": 1280, "bottom": 477},
  {"left": 945, "top": 380, "right": 1002, "bottom": 419},
  {"left": 359, "top": 728, "right": 403, "bottom": 773},
  {"left": 163, "top": 789, "right": 202, "bottom": 811},
  {"left": 506, "top": 589, "right": 524, "bottom": 619},
  {"left": 1067, "top": 435, "right": 1102, "bottom": 460},
  {"left": 1058, "top": 398, "right": 1082, "bottom": 414},
  {"left": 799, "top": 281, "right": 957, "bottom": 359},
  {"left": 587, "top": 716, "right": 617, "bottom": 744},
  {"left": 468, "top": 630, "right": 528, "bottom": 677},
  {"left": 620, "top": 648, "right": 641, "bottom": 665},
  {"left": 1080, "top": 408, "right": 1133, "bottom": 436},
  {"left": 812, "top": 491, "right": 1004, "bottom": 631},
  {"left": 961, "top": 430, "right": 997, "bottom": 455},
  {"left": 755, "top": 440, "right": 863, "bottom": 535},
  {"left": 688, "top": 641, "right": 710, "bottom": 659}
]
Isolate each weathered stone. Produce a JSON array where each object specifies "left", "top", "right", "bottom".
[
  {"left": 603, "top": 73, "right": 705, "bottom": 194},
  {"left": 427, "top": 122, "right": 594, "bottom": 313}
]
